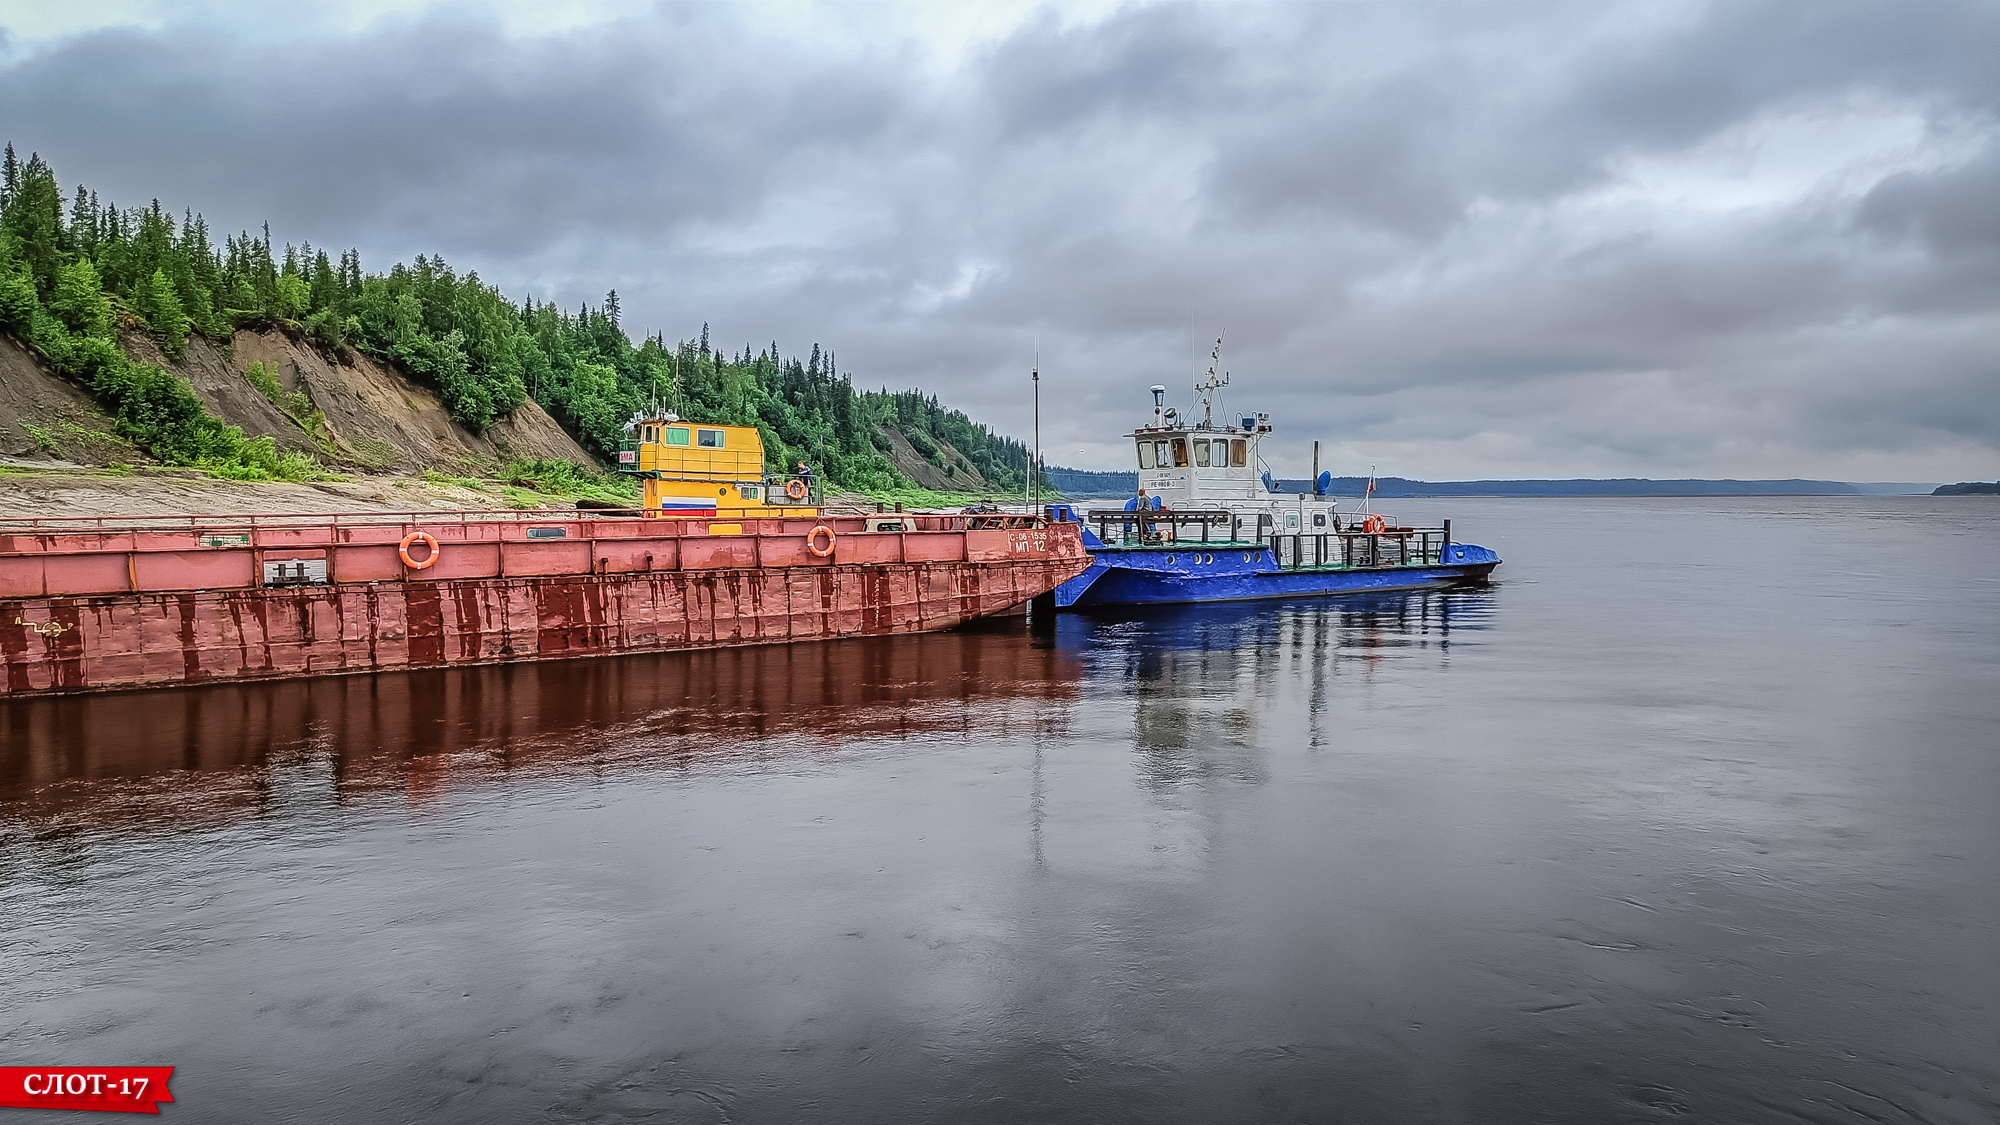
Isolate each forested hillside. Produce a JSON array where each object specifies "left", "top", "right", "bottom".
[{"left": 0, "top": 144, "right": 1044, "bottom": 494}]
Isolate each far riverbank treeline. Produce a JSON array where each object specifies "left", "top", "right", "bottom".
[
  {"left": 0, "top": 145, "right": 1041, "bottom": 493},
  {"left": 1046, "top": 468, "right": 1937, "bottom": 499}
]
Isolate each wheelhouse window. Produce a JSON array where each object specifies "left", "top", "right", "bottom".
[
  {"left": 1230, "top": 440, "right": 1247, "bottom": 466},
  {"left": 664, "top": 427, "right": 690, "bottom": 446},
  {"left": 1193, "top": 440, "right": 1210, "bottom": 467},
  {"left": 697, "top": 428, "right": 724, "bottom": 448},
  {"left": 1137, "top": 441, "right": 1155, "bottom": 469},
  {"left": 1213, "top": 439, "right": 1230, "bottom": 466},
  {"left": 1171, "top": 439, "right": 1189, "bottom": 466},
  {"left": 1154, "top": 440, "right": 1171, "bottom": 467}
]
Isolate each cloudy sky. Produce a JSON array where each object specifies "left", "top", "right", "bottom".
[{"left": 2, "top": 1, "right": 1995, "bottom": 481}]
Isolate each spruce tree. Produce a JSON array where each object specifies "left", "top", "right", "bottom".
[
  {"left": 309, "top": 248, "right": 336, "bottom": 312},
  {"left": 273, "top": 274, "right": 308, "bottom": 320},
  {"left": 69, "top": 185, "right": 95, "bottom": 257},
  {"left": 2, "top": 153, "right": 66, "bottom": 295},
  {"left": 137, "top": 267, "right": 190, "bottom": 359},
  {"left": 254, "top": 225, "right": 277, "bottom": 312},
  {"left": 51, "top": 258, "right": 116, "bottom": 340},
  {"left": 0, "top": 260, "right": 36, "bottom": 335}
]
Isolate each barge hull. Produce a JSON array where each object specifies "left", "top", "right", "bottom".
[
  {"left": 1, "top": 512, "right": 1089, "bottom": 698},
  {"left": 0, "top": 560, "right": 1078, "bottom": 697}
]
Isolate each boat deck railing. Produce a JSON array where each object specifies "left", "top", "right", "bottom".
[
  {"left": 1084, "top": 508, "right": 1236, "bottom": 545},
  {"left": 1264, "top": 531, "right": 1447, "bottom": 570},
  {"left": 1083, "top": 508, "right": 1458, "bottom": 571}
]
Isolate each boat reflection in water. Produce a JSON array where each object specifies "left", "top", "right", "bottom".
[
  {"left": 0, "top": 622, "right": 1087, "bottom": 828},
  {"left": 1090, "top": 591, "right": 1491, "bottom": 788},
  {"left": 1046, "top": 589, "right": 1496, "bottom": 865}
]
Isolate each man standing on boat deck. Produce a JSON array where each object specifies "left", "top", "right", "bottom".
[
  {"left": 1138, "top": 488, "right": 1167, "bottom": 544},
  {"left": 797, "top": 461, "right": 815, "bottom": 501}
]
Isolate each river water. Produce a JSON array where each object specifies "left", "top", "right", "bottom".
[{"left": 2, "top": 497, "right": 1996, "bottom": 1124}]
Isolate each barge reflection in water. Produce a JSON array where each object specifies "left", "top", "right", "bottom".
[{"left": 0, "top": 623, "right": 1090, "bottom": 824}]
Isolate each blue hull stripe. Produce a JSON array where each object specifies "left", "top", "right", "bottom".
[
  {"left": 1071, "top": 563, "right": 1495, "bottom": 606},
  {"left": 1054, "top": 538, "right": 1500, "bottom": 607}
]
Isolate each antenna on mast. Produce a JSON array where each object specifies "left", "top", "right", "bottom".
[
  {"left": 649, "top": 330, "right": 660, "bottom": 411},
  {"left": 666, "top": 347, "right": 680, "bottom": 421},
  {"left": 1196, "top": 334, "right": 1228, "bottom": 428}
]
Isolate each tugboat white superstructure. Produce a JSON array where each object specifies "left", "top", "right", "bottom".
[{"left": 1128, "top": 364, "right": 1342, "bottom": 540}]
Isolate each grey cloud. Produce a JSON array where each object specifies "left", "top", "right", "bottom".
[
  {"left": 976, "top": 4, "right": 1229, "bottom": 136},
  {"left": 0, "top": 12, "right": 905, "bottom": 254},
  {"left": 1861, "top": 148, "right": 2000, "bottom": 257},
  {"left": 2, "top": 1, "right": 1996, "bottom": 480}
]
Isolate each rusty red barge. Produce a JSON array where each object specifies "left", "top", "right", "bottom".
[{"left": 0, "top": 509, "right": 1090, "bottom": 698}]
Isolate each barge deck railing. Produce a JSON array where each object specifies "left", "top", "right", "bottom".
[
  {"left": 0, "top": 509, "right": 1066, "bottom": 600},
  {"left": 0, "top": 508, "right": 1050, "bottom": 537}
]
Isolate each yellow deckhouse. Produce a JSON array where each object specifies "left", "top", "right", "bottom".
[{"left": 618, "top": 410, "right": 820, "bottom": 518}]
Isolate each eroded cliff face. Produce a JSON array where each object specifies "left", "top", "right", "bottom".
[
  {"left": 0, "top": 333, "right": 138, "bottom": 463},
  {"left": 221, "top": 330, "right": 592, "bottom": 470},
  {"left": 5, "top": 325, "right": 595, "bottom": 471},
  {"left": 872, "top": 423, "right": 995, "bottom": 492}
]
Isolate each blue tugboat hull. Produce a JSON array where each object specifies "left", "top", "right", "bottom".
[{"left": 1055, "top": 539, "right": 1498, "bottom": 608}]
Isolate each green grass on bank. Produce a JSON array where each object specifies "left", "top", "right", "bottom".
[{"left": 502, "top": 457, "right": 640, "bottom": 505}]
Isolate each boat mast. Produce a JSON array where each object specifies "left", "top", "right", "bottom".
[
  {"left": 1196, "top": 335, "right": 1227, "bottom": 429},
  {"left": 1031, "top": 348, "right": 1041, "bottom": 512}
]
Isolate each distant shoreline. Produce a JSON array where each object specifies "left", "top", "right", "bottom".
[{"left": 1042, "top": 469, "right": 1940, "bottom": 499}]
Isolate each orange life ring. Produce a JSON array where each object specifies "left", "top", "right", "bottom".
[
  {"left": 399, "top": 530, "right": 440, "bottom": 570},
  {"left": 1360, "top": 514, "right": 1386, "bottom": 535},
  {"left": 807, "top": 525, "right": 836, "bottom": 557},
  {"left": 786, "top": 479, "right": 808, "bottom": 501}
]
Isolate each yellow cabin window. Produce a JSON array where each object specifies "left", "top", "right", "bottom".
[
  {"left": 664, "top": 427, "right": 690, "bottom": 446},
  {"left": 697, "top": 428, "right": 724, "bottom": 448},
  {"left": 741, "top": 484, "right": 762, "bottom": 500}
]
